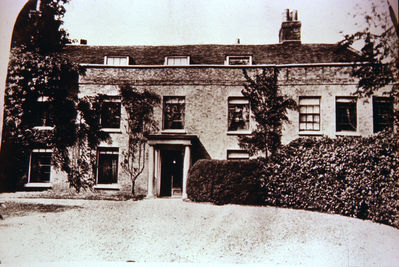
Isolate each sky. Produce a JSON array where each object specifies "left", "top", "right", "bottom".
[{"left": 61, "top": 0, "right": 398, "bottom": 46}]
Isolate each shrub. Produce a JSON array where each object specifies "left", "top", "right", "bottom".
[
  {"left": 187, "top": 159, "right": 265, "bottom": 205},
  {"left": 261, "top": 131, "right": 399, "bottom": 227},
  {"left": 187, "top": 131, "right": 399, "bottom": 228}
]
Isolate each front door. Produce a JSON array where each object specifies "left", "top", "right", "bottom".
[{"left": 160, "top": 150, "right": 183, "bottom": 197}]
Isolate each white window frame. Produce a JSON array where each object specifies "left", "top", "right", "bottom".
[
  {"left": 33, "top": 96, "right": 54, "bottom": 130},
  {"left": 100, "top": 96, "right": 121, "bottom": 131},
  {"left": 104, "top": 56, "right": 129, "bottom": 66},
  {"left": 164, "top": 56, "right": 190, "bottom": 66},
  {"left": 25, "top": 148, "right": 53, "bottom": 188},
  {"left": 227, "top": 149, "right": 250, "bottom": 160},
  {"left": 95, "top": 147, "right": 120, "bottom": 189},
  {"left": 225, "top": 55, "right": 253, "bottom": 65},
  {"left": 336, "top": 96, "right": 358, "bottom": 134},
  {"left": 227, "top": 97, "right": 251, "bottom": 135},
  {"left": 299, "top": 97, "right": 321, "bottom": 133},
  {"left": 162, "top": 96, "right": 186, "bottom": 133}
]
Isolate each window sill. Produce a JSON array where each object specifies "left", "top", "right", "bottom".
[
  {"left": 335, "top": 131, "right": 361, "bottom": 136},
  {"left": 227, "top": 130, "right": 251, "bottom": 135},
  {"left": 33, "top": 126, "right": 54, "bottom": 131},
  {"left": 25, "top": 183, "right": 52, "bottom": 188},
  {"left": 298, "top": 131, "right": 324, "bottom": 136},
  {"left": 93, "top": 184, "right": 121, "bottom": 190},
  {"left": 101, "top": 128, "right": 122, "bottom": 133},
  {"left": 161, "top": 129, "right": 187, "bottom": 134}
]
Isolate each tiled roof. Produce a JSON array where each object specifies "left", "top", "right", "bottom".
[{"left": 61, "top": 42, "right": 360, "bottom": 65}]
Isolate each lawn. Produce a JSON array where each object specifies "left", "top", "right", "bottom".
[{"left": 0, "top": 197, "right": 398, "bottom": 265}]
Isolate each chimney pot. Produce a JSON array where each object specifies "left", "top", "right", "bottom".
[{"left": 279, "top": 9, "right": 301, "bottom": 43}]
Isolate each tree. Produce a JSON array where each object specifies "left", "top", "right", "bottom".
[
  {"left": 120, "top": 84, "right": 160, "bottom": 195},
  {"left": 12, "top": 0, "right": 71, "bottom": 53},
  {"left": 238, "top": 68, "right": 297, "bottom": 158},
  {"left": 1, "top": 0, "right": 107, "bottom": 192},
  {"left": 338, "top": 0, "right": 398, "bottom": 125}
]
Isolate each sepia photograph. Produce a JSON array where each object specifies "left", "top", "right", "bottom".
[{"left": 0, "top": 0, "right": 398, "bottom": 265}]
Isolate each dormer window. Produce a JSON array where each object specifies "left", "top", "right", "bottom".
[
  {"left": 164, "top": 56, "right": 190, "bottom": 66},
  {"left": 104, "top": 56, "right": 129, "bottom": 66},
  {"left": 225, "top": 56, "right": 252, "bottom": 65}
]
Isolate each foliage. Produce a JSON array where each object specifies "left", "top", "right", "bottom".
[
  {"left": 187, "top": 132, "right": 399, "bottom": 228},
  {"left": 1, "top": 0, "right": 110, "bottom": 192},
  {"left": 12, "top": 0, "right": 71, "bottom": 54},
  {"left": 239, "top": 68, "right": 297, "bottom": 158},
  {"left": 187, "top": 159, "right": 265, "bottom": 205},
  {"left": 64, "top": 96, "right": 110, "bottom": 191},
  {"left": 120, "top": 84, "right": 160, "bottom": 195},
  {"left": 1, "top": 47, "right": 79, "bottom": 190},
  {"left": 338, "top": 0, "right": 398, "bottom": 124}
]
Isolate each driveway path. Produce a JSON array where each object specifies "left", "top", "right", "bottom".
[{"left": 0, "top": 197, "right": 398, "bottom": 265}]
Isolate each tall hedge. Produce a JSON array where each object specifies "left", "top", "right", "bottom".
[
  {"left": 186, "top": 131, "right": 399, "bottom": 228},
  {"left": 187, "top": 159, "right": 265, "bottom": 205}
]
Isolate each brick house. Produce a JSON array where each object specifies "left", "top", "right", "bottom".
[{"left": 25, "top": 10, "right": 394, "bottom": 198}]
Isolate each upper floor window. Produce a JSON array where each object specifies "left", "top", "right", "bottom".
[
  {"left": 373, "top": 97, "right": 393, "bottom": 133},
  {"left": 104, "top": 56, "right": 129, "bottom": 66},
  {"left": 228, "top": 97, "right": 250, "bottom": 132},
  {"left": 225, "top": 56, "right": 252, "bottom": 65},
  {"left": 34, "top": 96, "right": 53, "bottom": 127},
  {"left": 299, "top": 97, "right": 320, "bottom": 131},
  {"left": 97, "top": 147, "right": 119, "bottom": 184},
  {"left": 164, "top": 56, "right": 190, "bottom": 66},
  {"left": 29, "top": 148, "right": 52, "bottom": 183},
  {"left": 100, "top": 96, "right": 121, "bottom": 129},
  {"left": 336, "top": 97, "right": 357, "bottom": 132},
  {"left": 163, "top": 96, "right": 185, "bottom": 130}
]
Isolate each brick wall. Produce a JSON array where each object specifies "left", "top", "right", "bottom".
[{"left": 47, "top": 64, "right": 390, "bottom": 193}]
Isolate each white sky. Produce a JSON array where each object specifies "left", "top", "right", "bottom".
[{"left": 61, "top": 0, "right": 398, "bottom": 46}]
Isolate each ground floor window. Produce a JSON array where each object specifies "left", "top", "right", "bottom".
[
  {"left": 97, "top": 148, "right": 119, "bottom": 184},
  {"left": 29, "top": 149, "right": 52, "bottom": 183},
  {"left": 336, "top": 97, "right": 357, "bottom": 132},
  {"left": 227, "top": 150, "right": 250, "bottom": 160},
  {"left": 373, "top": 97, "right": 393, "bottom": 133}
]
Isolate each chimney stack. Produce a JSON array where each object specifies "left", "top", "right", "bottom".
[{"left": 279, "top": 9, "right": 301, "bottom": 43}]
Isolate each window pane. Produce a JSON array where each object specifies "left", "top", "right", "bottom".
[
  {"left": 299, "top": 98, "right": 319, "bottom": 105},
  {"left": 101, "top": 97, "right": 121, "bottom": 128},
  {"left": 336, "top": 98, "right": 357, "bottom": 131},
  {"left": 299, "top": 97, "right": 320, "bottom": 131},
  {"left": 228, "top": 56, "right": 251, "bottom": 65},
  {"left": 299, "top": 106, "right": 307, "bottom": 113},
  {"left": 228, "top": 98, "right": 250, "bottom": 131},
  {"left": 35, "top": 101, "right": 53, "bottom": 127},
  {"left": 373, "top": 97, "right": 393, "bottom": 133},
  {"left": 106, "top": 57, "right": 128, "bottom": 66},
  {"left": 227, "top": 150, "right": 249, "bottom": 160},
  {"left": 30, "top": 152, "right": 51, "bottom": 183},
  {"left": 166, "top": 57, "right": 189, "bottom": 65},
  {"left": 164, "top": 96, "right": 185, "bottom": 129},
  {"left": 97, "top": 148, "right": 118, "bottom": 184}
]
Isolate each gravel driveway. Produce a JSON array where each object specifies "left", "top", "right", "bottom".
[{"left": 1, "top": 197, "right": 398, "bottom": 265}]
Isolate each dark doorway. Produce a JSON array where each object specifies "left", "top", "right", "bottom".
[{"left": 160, "top": 150, "right": 184, "bottom": 197}]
